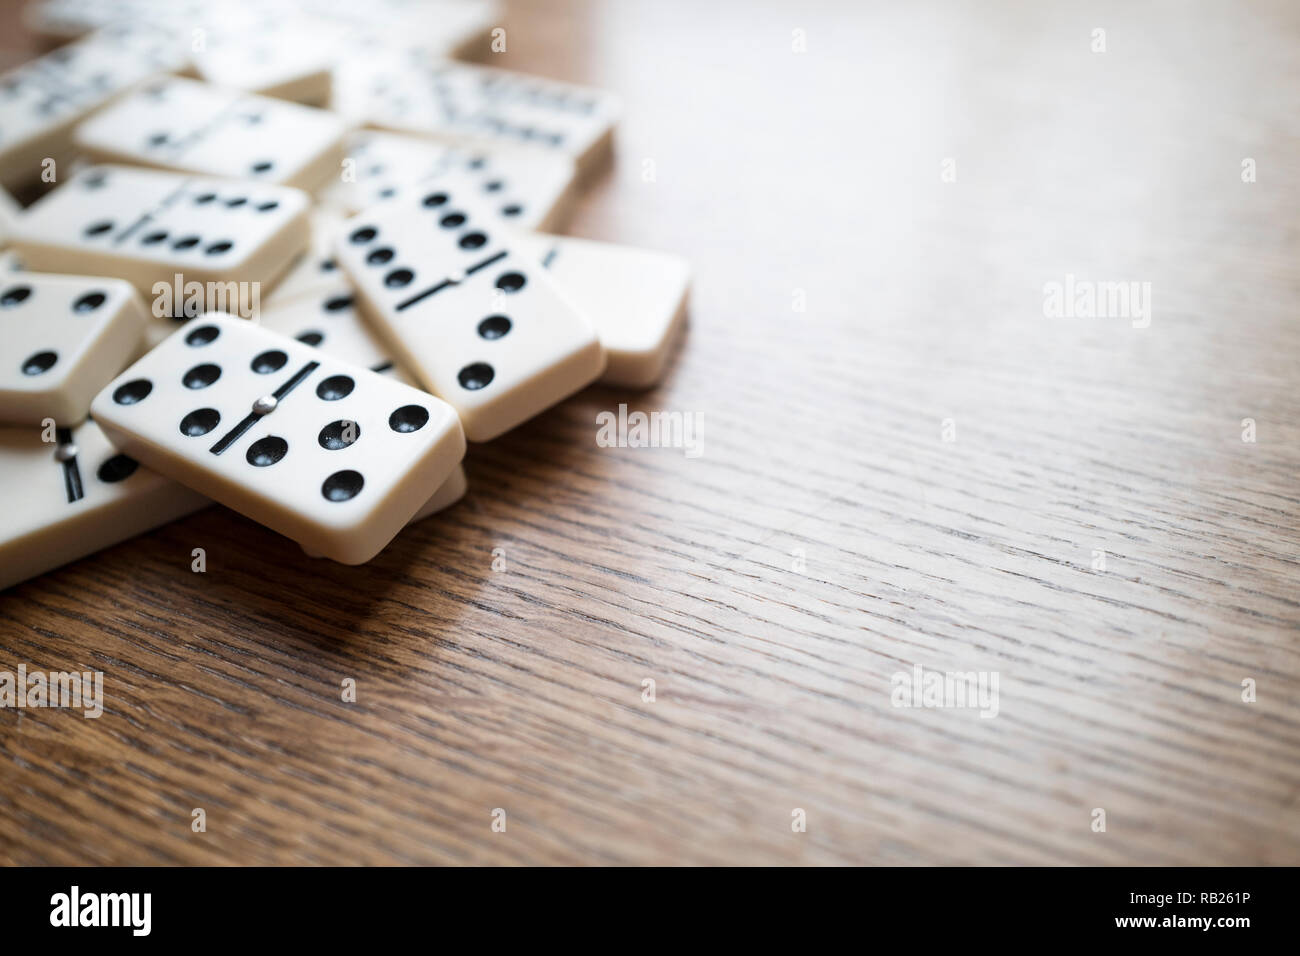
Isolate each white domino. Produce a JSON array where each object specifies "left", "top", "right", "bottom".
[
  {"left": 515, "top": 235, "right": 691, "bottom": 388},
  {"left": 322, "top": 0, "right": 499, "bottom": 60},
  {"left": 74, "top": 77, "right": 347, "bottom": 193},
  {"left": 91, "top": 313, "right": 466, "bottom": 563},
  {"left": 25, "top": 5, "right": 327, "bottom": 107},
  {"left": 0, "top": 272, "right": 148, "bottom": 425},
  {"left": 321, "top": 130, "right": 576, "bottom": 231},
  {"left": 411, "top": 462, "right": 466, "bottom": 522},
  {"left": 0, "top": 23, "right": 187, "bottom": 190},
  {"left": 11, "top": 164, "right": 310, "bottom": 313},
  {"left": 185, "top": 1, "right": 500, "bottom": 104},
  {"left": 187, "top": 18, "right": 338, "bottom": 107},
  {"left": 334, "top": 57, "right": 620, "bottom": 175},
  {"left": 261, "top": 281, "right": 468, "bottom": 530},
  {"left": 334, "top": 176, "right": 605, "bottom": 441},
  {"left": 0, "top": 418, "right": 208, "bottom": 591}
]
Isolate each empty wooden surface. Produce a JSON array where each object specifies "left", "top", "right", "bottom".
[{"left": 2, "top": 0, "right": 1299, "bottom": 865}]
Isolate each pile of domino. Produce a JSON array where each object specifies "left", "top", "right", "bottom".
[{"left": 0, "top": 0, "right": 691, "bottom": 590}]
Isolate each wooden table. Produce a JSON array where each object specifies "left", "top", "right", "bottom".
[{"left": 2, "top": 0, "right": 1298, "bottom": 866}]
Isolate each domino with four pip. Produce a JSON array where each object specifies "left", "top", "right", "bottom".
[{"left": 91, "top": 313, "right": 467, "bottom": 565}]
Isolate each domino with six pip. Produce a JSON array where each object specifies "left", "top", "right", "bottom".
[
  {"left": 516, "top": 234, "right": 691, "bottom": 389},
  {"left": 10, "top": 164, "right": 311, "bottom": 305},
  {"left": 91, "top": 313, "right": 466, "bottom": 564},
  {"left": 0, "top": 418, "right": 209, "bottom": 592},
  {"left": 74, "top": 77, "right": 348, "bottom": 193},
  {"left": 0, "top": 272, "right": 148, "bottom": 425},
  {"left": 260, "top": 282, "right": 468, "bottom": 529},
  {"left": 333, "top": 174, "right": 605, "bottom": 442}
]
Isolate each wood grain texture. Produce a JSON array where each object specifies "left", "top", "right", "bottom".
[{"left": 2, "top": 0, "right": 1299, "bottom": 866}]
